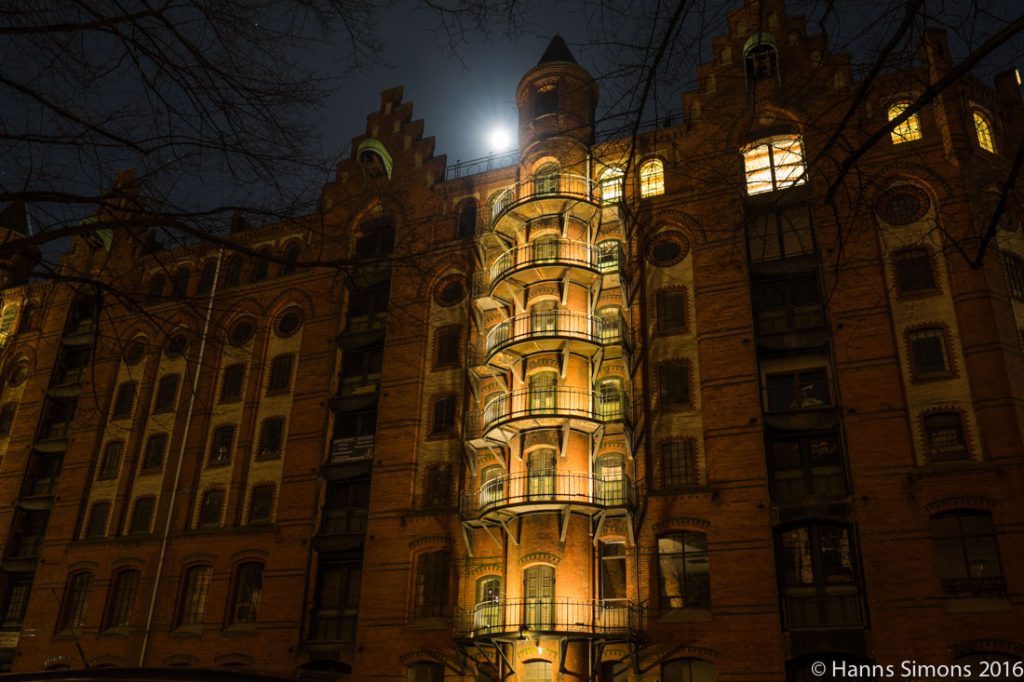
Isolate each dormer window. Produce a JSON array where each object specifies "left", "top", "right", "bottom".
[
  {"left": 744, "top": 33, "right": 779, "bottom": 85},
  {"left": 888, "top": 102, "right": 922, "bottom": 143}
]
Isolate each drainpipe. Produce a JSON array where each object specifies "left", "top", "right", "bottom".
[{"left": 138, "top": 248, "right": 223, "bottom": 666}]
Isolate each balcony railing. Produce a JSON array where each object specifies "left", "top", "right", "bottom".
[
  {"left": 482, "top": 388, "right": 628, "bottom": 432},
  {"left": 455, "top": 598, "right": 642, "bottom": 639},
  {"left": 783, "top": 590, "right": 864, "bottom": 629},
  {"left": 490, "top": 173, "right": 598, "bottom": 225},
  {"left": 489, "top": 239, "right": 618, "bottom": 286},
  {"left": 486, "top": 312, "right": 625, "bottom": 356},
  {"left": 463, "top": 471, "right": 635, "bottom": 517}
]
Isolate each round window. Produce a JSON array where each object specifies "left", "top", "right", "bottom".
[
  {"left": 229, "top": 317, "right": 256, "bottom": 346},
  {"left": 276, "top": 308, "right": 303, "bottom": 337},
  {"left": 124, "top": 339, "right": 147, "bottom": 366},
  {"left": 876, "top": 185, "right": 929, "bottom": 225},
  {"left": 7, "top": 363, "right": 28, "bottom": 387},
  {"left": 646, "top": 230, "right": 690, "bottom": 267},
  {"left": 165, "top": 334, "right": 189, "bottom": 358},
  {"left": 434, "top": 275, "right": 467, "bottom": 307}
]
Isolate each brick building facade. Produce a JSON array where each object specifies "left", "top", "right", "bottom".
[{"left": 0, "top": 0, "right": 1022, "bottom": 679}]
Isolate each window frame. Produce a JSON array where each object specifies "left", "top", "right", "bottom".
[
  {"left": 267, "top": 353, "right": 294, "bottom": 395},
  {"left": 83, "top": 501, "right": 110, "bottom": 539},
  {"left": 972, "top": 110, "right": 996, "bottom": 153},
  {"left": 907, "top": 326, "right": 952, "bottom": 379},
  {"left": 639, "top": 158, "right": 665, "bottom": 198},
  {"left": 431, "top": 395, "right": 457, "bottom": 435},
  {"left": 658, "top": 360, "right": 691, "bottom": 409},
  {"left": 413, "top": 550, "right": 451, "bottom": 619},
  {"left": 197, "top": 488, "right": 225, "bottom": 528},
  {"left": 661, "top": 440, "right": 698, "bottom": 488},
  {"left": 102, "top": 569, "right": 140, "bottom": 631},
  {"left": 434, "top": 325, "right": 461, "bottom": 369},
  {"left": 657, "top": 531, "right": 710, "bottom": 610},
  {"left": 175, "top": 564, "right": 213, "bottom": 629},
  {"left": 209, "top": 424, "right": 236, "bottom": 466},
  {"left": 153, "top": 373, "right": 180, "bottom": 413},
  {"left": 893, "top": 247, "right": 937, "bottom": 295},
  {"left": 742, "top": 135, "right": 807, "bottom": 195},
  {"left": 141, "top": 434, "right": 167, "bottom": 471},
  {"left": 111, "top": 381, "right": 137, "bottom": 419},
  {"left": 257, "top": 417, "right": 285, "bottom": 460},
  {"left": 56, "top": 571, "right": 93, "bottom": 633},
  {"left": 128, "top": 497, "right": 156, "bottom": 535},
  {"left": 923, "top": 411, "right": 969, "bottom": 462},
  {"left": 1003, "top": 251, "right": 1024, "bottom": 300},
  {"left": 248, "top": 484, "right": 275, "bottom": 525},
  {"left": 228, "top": 562, "right": 264, "bottom": 626},
  {"left": 656, "top": 289, "right": 687, "bottom": 333},
  {"left": 930, "top": 510, "right": 1005, "bottom": 599},
  {"left": 219, "top": 363, "right": 245, "bottom": 403},
  {"left": 887, "top": 101, "right": 923, "bottom": 144}
]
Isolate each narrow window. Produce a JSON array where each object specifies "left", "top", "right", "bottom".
[
  {"left": 103, "top": 570, "right": 140, "bottom": 630},
  {"left": 153, "top": 374, "right": 180, "bottom": 412},
  {"left": 474, "top": 576, "right": 502, "bottom": 631},
  {"left": 535, "top": 86, "right": 558, "bottom": 117},
  {"left": 311, "top": 561, "right": 362, "bottom": 642},
  {"left": 197, "top": 261, "right": 217, "bottom": 295},
  {"left": 129, "top": 497, "right": 155, "bottom": 534},
  {"left": 479, "top": 465, "right": 504, "bottom": 508},
  {"left": 533, "top": 162, "right": 560, "bottom": 195},
  {"left": 281, "top": 242, "right": 301, "bottom": 275},
  {"left": 523, "top": 565, "right": 555, "bottom": 629},
  {"left": 656, "top": 290, "right": 686, "bottom": 332},
  {"left": 0, "top": 403, "right": 16, "bottom": 436},
  {"left": 145, "top": 274, "right": 166, "bottom": 305},
  {"left": 743, "top": 135, "right": 806, "bottom": 195},
  {"left": 1003, "top": 252, "right": 1024, "bottom": 299},
  {"left": 267, "top": 354, "right": 294, "bottom": 394},
  {"left": 111, "top": 382, "right": 136, "bottom": 418},
  {"left": 229, "top": 563, "right": 264, "bottom": 625},
  {"left": 172, "top": 267, "right": 190, "bottom": 297},
  {"left": 142, "top": 434, "right": 167, "bottom": 471},
  {"left": 177, "top": 565, "right": 212, "bottom": 627},
  {"left": 662, "top": 440, "right": 698, "bottom": 487},
  {"left": 600, "top": 542, "right": 627, "bottom": 608},
  {"left": 600, "top": 167, "right": 624, "bottom": 204},
  {"left": 908, "top": 327, "right": 950, "bottom": 377},
  {"left": 413, "top": 550, "right": 451, "bottom": 618},
  {"left": 431, "top": 396, "right": 456, "bottom": 434},
  {"left": 658, "top": 532, "right": 710, "bottom": 609},
  {"left": 57, "top": 573, "right": 93, "bottom": 632},
  {"left": 778, "top": 523, "right": 863, "bottom": 628},
  {"left": 457, "top": 200, "right": 477, "bottom": 239},
  {"left": 249, "top": 485, "right": 275, "bottom": 524},
  {"left": 894, "top": 248, "right": 936, "bottom": 293},
  {"left": 435, "top": 326, "right": 461, "bottom": 368},
  {"left": 1, "top": 575, "right": 32, "bottom": 628},
  {"left": 640, "top": 159, "right": 665, "bottom": 197},
  {"left": 424, "top": 465, "right": 451, "bottom": 508},
  {"left": 973, "top": 110, "right": 996, "bottom": 153},
  {"left": 529, "top": 371, "right": 558, "bottom": 412},
  {"left": 97, "top": 442, "right": 123, "bottom": 480},
  {"left": 197, "top": 489, "right": 224, "bottom": 527},
  {"left": 659, "top": 361, "right": 690, "bottom": 408},
  {"left": 924, "top": 412, "right": 968, "bottom": 462},
  {"left": 931, "top": 511, "right": 1005, "bottom": 598},
  {"left": 84, "top": 502, "right": 110, "bottom": 538},
  {"left": 220, "top": 364, "right": 245, "bottom": 403},
  {"left": 209, "top": 425, "right": 235, "bottom": 465},
  {"left": 251, "top": 251, "right": 270, "bottom": 282},
  {"left": 888, "top": 102, "right": 922, "bottom": 143},
  {"left": 223, "top": 256, "right": 243, "bottom": 288},
  {"left": 527, "top": 449, "right": 556, "bottom": 499},
  {"left": 745, "top": 43, "right": 779, "bottom": 83},
  {"left": 258, "top": 417, "right": 285, "bottom": 459}
]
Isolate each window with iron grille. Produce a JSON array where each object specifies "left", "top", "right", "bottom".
[
  {"left": 893, "top": 248, "right": 936, "bottom": 294},
  {"left": 153, "top": 374, "right": 180, "bottom": 412},
  {"left": 129, "top": 497, "right": 155, "bottom": 534},
  {"left": 658, "top": 532, "right": 709, "bottom": 609},
  {"left": 229, "top": 563, "right": 264, "bottom": 625},
  {"left": 103, "top": 569, "right": 139, "bottom": 630},
  {"left": 413, "top": 550, "right": 450, "bottom": 618},
  {"left": 435, "top": 326, "right": 461, "bottom": 367},
  {"left": 930, "top": 511, "right": 1005, "bottom": 598},
  {"left": 431, "top": 396, "right": 456, "bottom": 434},
  {"left": 57, "top": 572, "right": 93, "bottom": 632},
  {"left": 176, "top": 565, "right": 212, "bottom": 627},
  {"left": 84, "top": 502, "right": 109, "bottom": 538},
  {"left": 657, "top": 290, "right": 686, "bottom": 332},
  {"left": 197, "top": 489, "right": 224, "bottom": 527},
  {"left": 659, "top": 361, "right": 690, "bottom": 408},
  {"left": 142, "top": 434, "right": 167, "bottom": 471},
  {"left": 209, "top": 425, "right": 235, "bottom": 465},
  {"left": 267, "top": 354, "right": 293, "bottom": 394},
  {"left": 908, "top": 327, "right": 950, "bottom": 377},
  {"left": 258, "top": 417, "right": 284, "bottom": 460},
  {"left": 220, "top": 364, "right": 245, "bottom": 403},
  {"left": 249, "top": 485, "right": 275, "bottom": 524},
  {"left": 111, "top": 382, "right": 136, "bottom": 418},
  {"left": 662, "top": 440, "right": 698, "bottom": 487}
]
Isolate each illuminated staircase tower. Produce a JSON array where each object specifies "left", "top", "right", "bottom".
[{"left": 458, "top": 37, "right": 642, "bottom": 680}]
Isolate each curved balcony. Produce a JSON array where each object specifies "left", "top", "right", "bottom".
[
  {"left": 482, "top": 388, "right": 628, "bottom": 434},
  {"left": 490, "top": 174, "right": 599, "bottom": 233},
  {"left": 455, "top": 598, "right": 643, "bottom": 640},
  {"left": 488, "top": 239, "right": 620, "bottom": 294},
  {"left": 485, "top": 311, "right": 626, "bottom": 359},
  {"left": 462, "top": 471, "right": 636, "bottom": 520}
]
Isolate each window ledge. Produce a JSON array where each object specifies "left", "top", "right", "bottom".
[
  {"left": 98, "top": 628, "right": 131, "bottom": 638},
  {"left": 908, "top": 460, "right": 998, "bottom": 480},
  {"left": 911, "top": 371, "right": 957, "bottom": 384},
  {"left": 658, "top": 607, "right": 712, "bottom": 623},
  {"left": 944, "top": 597, "right": 1011, "bottom": 614},
  {"left": 223, "top": 624, "right": 257, "bottom": 635},
  {"left": 404, "top": 617, "right": 449, "bottom": 631},
  {"left": 649, "top": 485, "right": 713, "bottom": 499}
]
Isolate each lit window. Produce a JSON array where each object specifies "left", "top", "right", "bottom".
[
  {"left": 600, "top": 167, "right": 624, "bottom": 204},
  {"left": 176, "top": 565, "right": 212, "bottom": 627},
  {"left": 888, "top": 102, "right": 922, "bottom": 143},
  {"left": 742, "top": 135, "right": 806, "bottom": 195},
  {"left": 57, "top": 572, "right": 93, "bottom": 632},
  {"left": 930, "top": 511, "right": 1005, "bottom": 597},
  {"left": 534, "top": 162, "right": 559, "bottom": 195},
  {"left": 640, "top": 159, "right": 665, "bottom": 197},
  {"left": 524, "top": 661, "right": 552, "bottom": 682},
  {"left": 658, "top": 532, "right": 709, "bottom": 608},
  {"left": 973, "top": 111, "right": 996, "bottom": 153}
]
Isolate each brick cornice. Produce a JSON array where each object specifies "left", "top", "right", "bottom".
[{"left": 518, "top": 551, "right": 561, "bottom": 567}]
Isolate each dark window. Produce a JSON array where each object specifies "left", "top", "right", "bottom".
[
  {"left": 662, "top": 659, "right": 716, "bottom": 682},
  {"left": 894, "top": 248, "right": 936, "bottom": 293},
  {"left": 267, "top": 354, "right": 293, "bottom": 394},
  {"left": 281, "top": 242, "right": 301, "bottom": 275},
  {"left": 229, "top": 318, "right": 255, "bottom": 346},
  {"left": 229, "top": 563, "right": 263, "bottom": 624},
  {"left": 354, "top": 219, "right": 395, "bottom": 259},
  {"left": 258, "top": 417, "right": 285, "bottom": 459},
  {"left": 145, "top": 275, "right": 166, "bottom": 305},
  {"left": 346, "top": 281, "right": 390, "bottom": 325},
  {"left": 434, "top": 278, "right": 466, "bottom": 307},
  {"left": 435, "top": 326, "right": 461, "bottom": 367},
  {"left": 909, "top": 327, "right": 950, "bottom": 377},
  {"left": 276, "top": 308, "right": 303, "bottom": 336},
  {"left": 165, "top": 334, "right": 188, "bottom": 358},
  {"left": 197, "top": 261, "right": 216, "bottom": 295},
  {"left": 55, "top": 345, "right": 90, "bottom": 385},
  {"left": 142, "top": 434, "right": 167, "bottom": 470},
  {"left": 457, "top": 200, "right": 477, "bottom": 239},
  {"left": 129, "top": 497, "right": 155, "bottom": 534},
  {"left": 57, "top": 572, "right": 93, "bottom": 632},
  {"left": 19, "top": 303, "right": 36, "bottom": 333},
  {"left": 98, "top": 441, "right": 123, "bottom": 479},
  {"left": 924, "top": 412, "right": 968, "bottom": 462},
  {"left": 197, "top": 489, "right": 224, "bottom": 527},
  {"left": 658, "top": 532, "right": 709, "bottom": 609},
  {"left": 754, "top": 273, "right": 824, "bottom": 334},
  {"left": 659, "top": 361, "right": 690, "bottom": 408},
  {"left": 223, "top": 256, "right": 243, "bottom": 288},
  {"left": 424, "top": 465, "right": 451, "bottom": 508},
  {"left": 778, "top": 523, "right": 863, "bottom": 628},
  {"left": 657, "top": 290, "right": 686, "bottom": 332},
  {"left": 0, "top": 403, "right": 15, "bottom": 436},
  {"left": 209, "top": 425, "right": 235, "bottom": 465},
  {"left": 662, "top": 440, "right": 698, "bottom": 487},
  {"left": 413, "top": 550, "right": 451, "bottom": 618},
  {"left": 535, "top": 86, "right": 558, "bottom": 117},
  {"left": 1, "top": 574, "right": 32, "bottom": 629},
  {"left": 111, "top": 382, "right": 136, "bottom": 418},
  {"left": 745, "top": 44, "right": 778, "bottom": 82},
  {"left": 24, "top": 452, "right": 60, "bottom": 497},
  {"left": 1004, "top": 253, "right": 1024, "bottom": 299},
  {"left": 10, "top": 510, "right": 47, "bottom": 558},
  {"left": 84, "top": 502, "right": 109, "bottom": 538},
  {"left": 249, "top": 485, "right": 275, "bottom": 524},
  {"left": 251, "top": 251, "right": 270, "bottom": 282},
  {"left": 765, "top": 368, "right": 830, "bottom": 411},
  {"left": 322, "top": 480, "right": 370, "bottom": 535},
  {"left": 172, "top": 267, "right": 190, "bottom": 297},
  {"left": 123, "top": 339, "right": 146, "bottom": 365},
  {"left": 103, "top": 570, "right": 140, "bottom": 630},
  {"left": 747, "top": 207, "right": 813, "bottom": 262},
  {"left": 931, "top": 511, "right": 1005, "bottom": 598},
  {"left": 154, "top": 374, "right": 180, "bottom": 412},
  {"left": 311, "top": 561, "right": 361, "bottom": 641},
  {"left": 220, "top": 364, "right": 245, "bottom": 403},
  {"left": 177, "top": 565, "right": 212, "bottom": 627},
  {"left": 334, "top": 408, "right": 377, "bottom": 440},
  {"left": 431, "top": 396, "right": 456, "bottom": 434},
  {"left": 768, "top": 433, "right": 846, "bottom": 503}
]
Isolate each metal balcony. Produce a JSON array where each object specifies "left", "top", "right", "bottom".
[
  {"left": 485, "top": 311, "right": 626, "bottom": 358},
  {"left": 482, "top": 388, "right": 628, "bottom": 434},
  {"left": 488, "top": 239, "right": 619, "bottom": 290},
  {"left": 462, "top": 471, "right": 636, "bottom": 520},
  {"left": 455, "top": 597, "right": 642, "bottom": 640},
  {"left": 490, "top": 174, "right": 599, "bottom": 228}
]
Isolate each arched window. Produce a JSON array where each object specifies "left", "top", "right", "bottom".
[
  {"left": 281, "top": 241, "right": 301, "bottom": 275},
  {"left": 457, "top": 200, "right": 477, "bottom": 239},
  {"left": 595, "top": 454, "right": 625, "bottom": 504},
  {"left": 596, "top": 378, "right": 623, "bottom": 421},
  {"left": 229, "top": 562, "right": 264, "bottom": 625},
  {"left": 171, "top": 267, "right": 190, "bottom": 296},
  {"left": 408, "top": 662, "right": 444, "bottom": 682},
  {"left": 888, "top": 102, "right": 922, "bottom": 143},
  {"left": 930, "top": 510, "right": 1005, "bottom": 598},
  {"left": 973, "top": 110, "right": 996, "bottom": 153},
  {"left": 744, "top": 33, "right": 779, "bottom": 84},
  {"left": 480, "top": 465, "right": 504, "bottom": 507},
  {"left": 57, "top": 572, "right": 93, "bottom": 632},
  {"left": 356, "top": 138, "right": 393, "bottom": 179},
  {"left": 197, "top": 260, "right": 216, "bottom": 295},
  {"left": 145, "top": 274, "right": 166, "bottom": 305},
  {"left": 176, "top": 565, "right": 212, "bottom": 628},
  {"left": 413, "top": 550, "right": 451, "bottom": 618},
  {"left": 639, "top": 158, "right": 665, "bottom": 197},
  {"left": 103, "top": 569, "right": 140, "bottom": 630},
  {"left": 530, "top": 300, "right": 558, "bottom": 334},
  {"left": 743, "top": 135, "right": 806, "bottom": 195},
  {"left": 599, "top": 167, "right": 624, "bottom": 204},
  {"left": 474, "top": 576, "right": 502, "bottom": 631},
  {"left": 663, "top": 659, "right": 716, "bottom": 682},
  {"left": 251, "top": 250, "right": 270, "bottom": 282},
  {"left": 223, "top": 255, "right": 243, "bottom": 289},
  {"left": 534, "top": 162, "right": 559, "bottom": 195}
]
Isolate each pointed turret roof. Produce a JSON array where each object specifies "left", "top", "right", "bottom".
[{"left": 537, "top": 35, "right": 577, "bottom": 66}]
